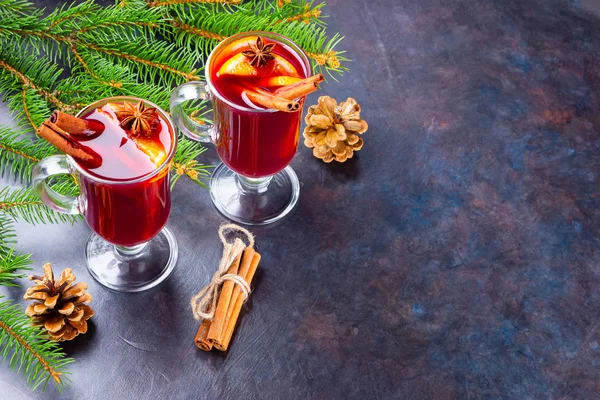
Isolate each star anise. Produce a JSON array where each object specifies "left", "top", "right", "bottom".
[
  {"left": 112, "top": 100, "right": 159, "bottom": 137},
  {"left": 242, "top": 36, "right": 276, "bottom": 68}
]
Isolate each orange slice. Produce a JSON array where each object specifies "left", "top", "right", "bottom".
[
  {"left": 256, "top": 76, "right": 303, "bottom": 87},
  {"left": 223, "top": 36, "right": 258, "bottom": 56},
  {"left": 217, "top": 53, "right": 300, "bottom": 78},
  {"left": 271, "top": 55, "right": 299, "bottom": 77},
  {"left": 133, "top": 136, "right": 167, "bottom": 166},
  {"left": 217, "top": 53, "right": 258, "bottom": 77},
  {"left": 213, "top": 36, "right": 258, "bottom": 68}
]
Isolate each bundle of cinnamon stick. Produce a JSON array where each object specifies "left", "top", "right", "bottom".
[
  {"left": 243, "top": 73, "right": 324, "bottom": 113},
  {"left": 195, "top": 247, "right": 261, "bottom": 351}
]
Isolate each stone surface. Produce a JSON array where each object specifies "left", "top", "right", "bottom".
[{"left": 2, "top": 0, "right": 600, "bottom": 399}]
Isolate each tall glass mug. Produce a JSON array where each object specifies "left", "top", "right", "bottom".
[
  {"left": 170, "top": 31, "right": 312, "bottom": 225},
  {"left": 32, "top": 97, "right": 178, "bottom": 293}
]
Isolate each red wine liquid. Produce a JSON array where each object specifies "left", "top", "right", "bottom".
[
  {"left": 210, "top": 37, "right": 308, "bottom": 178},
  {"left": 74, "top": 104, "right": 173, "bottom": 247}
]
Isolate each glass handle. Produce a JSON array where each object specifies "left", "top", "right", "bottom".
[
  {"left": 170, "top": 81, "right": 214, "bottom": 143},
  {"left": 32, "top": 155, "right": 80, "bottom": 215}
]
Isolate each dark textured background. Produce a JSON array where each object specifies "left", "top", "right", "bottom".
[{"left": 2, "top": 0, "right": 600, "bottom": 399}]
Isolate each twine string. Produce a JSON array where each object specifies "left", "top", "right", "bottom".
[{"left": 190, "top": 224, "right": 254, "bottom": 321}]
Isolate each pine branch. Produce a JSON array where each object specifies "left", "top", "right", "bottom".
[
  {"left": 0, "top": 2, "right": 200, "bottom": 88},
  {"left": 84, "top": 40, "right": 200, "bottom": 86},
  {"left": 0, "top": 44, "right": 73, "bottom": 130},
  {"left": 148, "top": 0, "right": 241, "bottom": 7},
  {"left": 0, "top": 186, "right": 80, "bottom": 225},
  {"left": 45, "top": 0, "right": 99, "bottom": 30},
  {"left": 0, "top": 0, "right": 37, "bottom": 14},
  {"left": 270, "top": 1, "right": 327, "bottom": 26},
  {"left": 58, "top": 70, "right": 172, "bottom": 112},
  {"left": 0, "top": 249, "right": 31, "bottom": 287},
  {"left": 0, "top": 296, "right": 74, "bottom": 391},
  {"left": 0, "top": 125, "right": 58, "bottom": 183},
  {"left": 0, "top": 213, "right": 16, "bottom": 258},
  {"left": 48, "top": 1, "right": 159, "bottom": 40},
  {"left": 171, "top": 135, "right": 211, "bottom": 189},
  {"left": 0, "top": 2, "right": 41, "bottom": 37},
  {"left": 0, "top": 10, "right": 198, "bottom": 87}
]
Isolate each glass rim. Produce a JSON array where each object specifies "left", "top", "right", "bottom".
[
  {"left": 68, "top": 96, "right": 177, "bottom": 185},
  {"left": 205, "top": 31, "right": 313, "bottom": 114}
]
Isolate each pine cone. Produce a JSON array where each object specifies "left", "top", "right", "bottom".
[
  {"left": 24, "top": 263, "right": 94, "bottom": 342},
  {"left": 303, "top": 96, "right": 368, "bottom": 163}
]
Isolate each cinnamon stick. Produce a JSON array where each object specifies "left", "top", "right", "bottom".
[
  {"left": 37, "top": 121, "right": 102, "bottom": 169},
  {"left": 194, "top": 319, "right": 213, "bottom": 351},
  {"left": 51, "top": 110, "right": 104, "bottom": 139},
  {"left": 206, "top": 253, "right": 243, "bottom": 345},
  {"left": 210, "top": 248, "right": 254, "bottom": 350},
  {"left": 244, "top": 90, "right": 300, "bottom": 112},
  {"left": 274, "top": 74, "right": 324, "bottom": 100},
  {"left": 217, "top": 251, "right": 261, "bottom": 351}
]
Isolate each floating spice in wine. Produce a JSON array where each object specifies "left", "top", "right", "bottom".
[
  {"left": 37, "top": 120, "right": 103, "bottom": 169},
  {"left": 50, "top": 110, "right": 105, "bottom": 139}
]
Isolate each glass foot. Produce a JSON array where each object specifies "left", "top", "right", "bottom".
[
  {"left": 85, "top": 226, "right": 178, "bottom": 292},
  {"left": 210, "top": 163, "right": 300, "bottom": 225}
]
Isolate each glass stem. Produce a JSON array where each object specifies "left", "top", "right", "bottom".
[
  {"left": 236, "top": 174, "right": 273, "bottom": 194},
  {"left": 114, "top": 242, "right": 148, "bottom": 260}
]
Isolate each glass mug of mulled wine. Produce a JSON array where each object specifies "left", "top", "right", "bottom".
[
  {"left": 32, "top": 97, "right": 178, "bottom": 293},
  {"left": 171, "top": 31, "right": 313, "bottom": 225}
]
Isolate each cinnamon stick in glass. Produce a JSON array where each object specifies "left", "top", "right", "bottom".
[
  {"left": 243, "top": 90, "right": 300, "bottom": 112},
  {"left": 194, "top": 319, "right": 213, "bottom": 351},
  {"left": 214, "top": 250, "right": 261, "bottom": 351},
  {"left": 37, "top": 121, "right": 102, "bottom": 169},
  {"left": 50, "top": 110, "right": 104, "bottom": 139},
  {"left": 206, "top": 253, "right": 243, "bottom": 345},
  {"left": 274, "top": 74, "right": 324, "bottom": 100}
]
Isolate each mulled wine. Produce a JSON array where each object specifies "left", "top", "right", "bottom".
[
  {"left": 210, "top": 35, "right": 309, "bottom": 178},
  {"left": 33, "top": 97, "right": 179, "bottom": 292},
  {"left": 75, "top": 102, "right": 173, "bottom": 246},
  {"left": 171, "top": 31, "right": 316, "bottom": 225}
]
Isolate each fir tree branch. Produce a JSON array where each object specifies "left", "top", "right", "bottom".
[
  {"left": 70, "top": 45, "right": 123, "bottom": 89},
  {"left": 48, "top": 9, "right": 92, "bottom": 30},
  {"left": 0, "top": 143, "right": 38, "bottom": 163},
  {"left": 20, "top": 89, "right": 36, "bottom": 129},
  {"left": 0, "top": 213, "right": 16, "bottom": 258},
  {"left": 0, "top": 3, "right": 41, "bottom": 36},
  {"left": 2, "top": 29, "right": 198, "bottom": 80},
  {"left": 149, "top": 0, "right": 241, "bottom": 7},
  {"left": 0, "top": 59, "right": 67, "bottom": 111},
  {"left": 0, "top": 296, "right": 74, "bottom": 391},
  {"left": 0, "top": 51, "right": 73, "bottom": 127},
  {"left": 0, "top": 186, "right": 80, "bottom": 225},
  {"left": 1, "top": 4, "right": 198, "bottom": 87},
  {"left": 0, "top": 249, "right": 31, "bottom": 287},
  {"left": 55, "top": 3, "right": 161, "bottom": 43},
  {"left": 171, "top": 135, "right": 211, "bottom": 189},
  {"left": 0, "top": 0, "right": 37, "bottom": 14},
  {"left": 0, "top": 125, "right": 57, "bottom": 183},
  {"left": 273, "top": 1, "right": 325, "bottom": 25},
  {"left": 84, "top": 41, "right": 200, "bottom": 83},
  {"left": 171, "top": 20, "right": 226, "bottom": 41}
]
